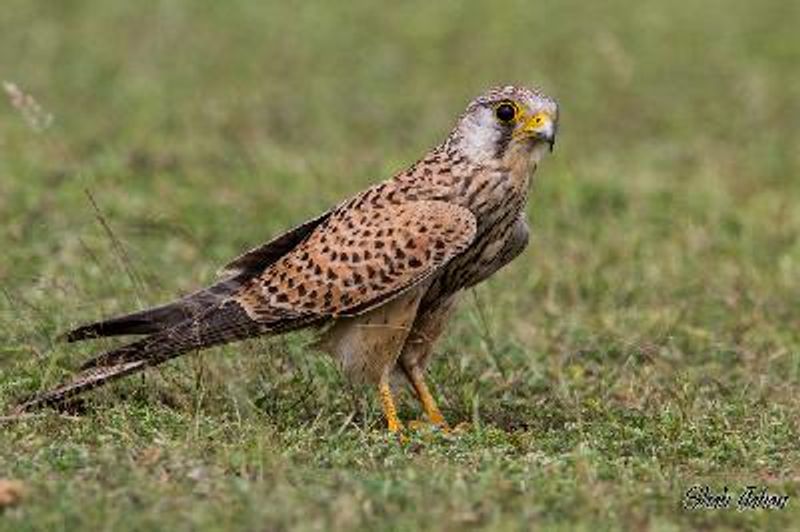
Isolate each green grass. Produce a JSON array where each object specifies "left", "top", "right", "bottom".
[{"left": 1, "top": 0, "right": 799, "bottom": 530}]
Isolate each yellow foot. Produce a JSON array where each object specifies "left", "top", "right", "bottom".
[
  {"left": 407, "top": 366, "right": 452, "bottom": 429},
  {"left": 378, "top": 371, "right": 405, "bottom": 437},
  {"left": 385, "top": 414, "right": 404, "bottom": 434}
]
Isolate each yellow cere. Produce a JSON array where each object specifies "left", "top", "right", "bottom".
[{"left": 518, "top": 111, "right": 552, "bottom": 137}]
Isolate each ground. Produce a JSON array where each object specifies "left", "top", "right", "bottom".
[{"left": 1, "top": 1, "right": 799, "bottom": 530}]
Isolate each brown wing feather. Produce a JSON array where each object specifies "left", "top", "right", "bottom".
[{"left": 233, "top": 200, "right": 477, "bottom": 320}]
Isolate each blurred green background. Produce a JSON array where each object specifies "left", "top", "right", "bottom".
[{"left": 1, "top": 1, "right": 799, "bottom": 530}]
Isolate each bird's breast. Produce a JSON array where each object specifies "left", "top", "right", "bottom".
[{"left": 462, "top": 166, "right": 529, "bottom": 232}]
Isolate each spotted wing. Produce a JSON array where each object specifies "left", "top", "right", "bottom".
[
  {"left": 65, "top": 210, "right": 331, "bottom": 342},
  {"left": 234, "top": 200, "right": 477, "bottom": 320}
]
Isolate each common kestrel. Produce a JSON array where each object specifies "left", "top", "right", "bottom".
[{"left": 16, "top": 85, "right": 559, "bottom": 432}]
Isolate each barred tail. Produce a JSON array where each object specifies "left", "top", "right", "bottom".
[
  {"left": 13, "top": 359, "right": 150, "bottom": 414},
  {"left": 14, "top": 301, "right": 263, "bottom": 413}
]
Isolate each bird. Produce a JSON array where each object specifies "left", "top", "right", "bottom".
[{"left": 14, "top": 85, "right": 559, "bottom": 432}]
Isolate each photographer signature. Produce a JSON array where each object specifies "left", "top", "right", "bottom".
[{"left": 683, "top": 485, "right": 789, "bottom": 511}]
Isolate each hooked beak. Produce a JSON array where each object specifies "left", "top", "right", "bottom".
[{"left": 520, "top": 111, "right": 557, "bottom": 152}]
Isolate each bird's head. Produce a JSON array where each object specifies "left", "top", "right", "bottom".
[{"left": 451, "top": 85, "right": 559, "bottom": 168}]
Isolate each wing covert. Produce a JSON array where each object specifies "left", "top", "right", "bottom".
[{"left": 233, "top": 200, "right": 477, "bottom": 320}]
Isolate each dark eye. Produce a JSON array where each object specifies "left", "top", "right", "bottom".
[{"left": 495, "top": 102, "right": 517, "bottom": 123}]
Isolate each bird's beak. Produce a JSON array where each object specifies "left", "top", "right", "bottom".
[{"left": 519, "top": 111, "right": 557, "bottom": 152}]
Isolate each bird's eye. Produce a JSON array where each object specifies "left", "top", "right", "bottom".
[{"left": 495, "top": 102, "right": 517, "bottom": 123}]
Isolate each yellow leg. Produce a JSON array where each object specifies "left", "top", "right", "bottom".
[
  {"left": 408, "top": 366, "right": 449, "bottom": 429},
  {"left": 378, "top": 372, "right": 403, "bottom": 433}
]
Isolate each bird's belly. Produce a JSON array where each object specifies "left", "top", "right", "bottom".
[{"left": 314, "top": 284, "right": 427, "bottom": 385}]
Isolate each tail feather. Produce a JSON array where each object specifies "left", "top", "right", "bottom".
[
  {"left": 64, "top": 275, "right": 248, "bottom": 342},
  {"left": 15, "top": 301, "right": 266, "bottom": 413},
  {"left": 79, "top": 300, "right": 263, "bottom": 369},
  {"left": 65, "top": 313, "right": 167, "bottom": 341},
  {"left": 13, "top": 360, "right": 148, "bottom": 414}
]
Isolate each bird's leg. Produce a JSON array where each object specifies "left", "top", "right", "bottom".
[
  {"left": 320, "top": 285, "right": 427, "bottom": 435},
  {"left": 398, "top": 296, "right": 459, "bottom": 430},
  {"left": 406, "top": 364, "right": 448, "bottom": 429},
  {"left": 378, "top": 369, "right": 403, "bottom": 433}
]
